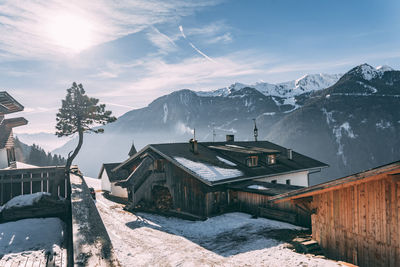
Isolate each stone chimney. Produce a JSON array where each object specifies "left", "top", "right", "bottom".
[
  {"left": 287, "top": 149, "right": 293, "bottom": 160},
  {"left": 189, "top": 139, "right": 198, "bottom": 154},
  {"left": 226, "top": 135, "right": 235, "bottom": 142}
]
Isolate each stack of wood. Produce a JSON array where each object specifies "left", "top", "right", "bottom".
[
  {"left": 0, "top": 194, "right": 67, "bottom": 223},
  {"left": 152, "top": 186, "right": 173, "bottom": 211}
]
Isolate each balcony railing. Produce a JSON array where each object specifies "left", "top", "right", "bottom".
[{"left": 0, "top": 166, "right": 67, "bottom": 205}]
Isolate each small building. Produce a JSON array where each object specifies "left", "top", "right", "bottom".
[
  {"left": 114, "top": 136, "right": 327, "bottom": 222},
  {"left": 270, "top": 160, "right": 400, "bottom": 267},
  {"left": 98, "top": 163, "right": 129, "bottom": 198},
  {"left": 0, "top": 91, "right": 28, "bottom": 169}
]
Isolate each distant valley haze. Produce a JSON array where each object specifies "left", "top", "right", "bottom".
[{"left": 1, "top": 0, "right": 399, "bottom": 182}]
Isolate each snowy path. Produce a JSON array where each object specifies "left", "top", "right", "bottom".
[{"left": 85, "top": 177, "right": 342, "bottom": 267}]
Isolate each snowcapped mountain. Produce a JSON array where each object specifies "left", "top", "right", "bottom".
[
  {"left": 197, "top": 73, "right": 342, "bottom": 98},
  {"left": 54, "top": 64, "right": 399, "bottom": 184}
]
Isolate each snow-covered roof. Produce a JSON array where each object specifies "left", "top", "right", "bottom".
[
  {"left": 174, "top": 157, "right": 243, "bottom": 182},
  {"left": 115, "top": 140, "right": 327, "bottom": 186}
]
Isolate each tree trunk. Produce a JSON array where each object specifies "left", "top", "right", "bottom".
[
  {"left": 65, "top": 127, "right": 84, "bottom": 172},
  {"left": 65, "top": 126, "right": 83, "bottom": 201}
]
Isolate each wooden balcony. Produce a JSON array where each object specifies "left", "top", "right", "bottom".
[{"left": 0, "top": 166, "right": 66, "bottom": 205}]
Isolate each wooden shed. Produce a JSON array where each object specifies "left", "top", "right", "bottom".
[{"left": 271, "top": 161, "right": 400, "bottom": 267}]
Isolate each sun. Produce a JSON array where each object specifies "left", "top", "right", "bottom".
[{"left": 46, "top": 14, "right": 93, "bottom": 53}]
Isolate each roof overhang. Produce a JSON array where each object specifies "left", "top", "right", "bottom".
[
  {"left": 3, "top": 117, "right": 28, "bottom": 128},
  {"left": 269, "top": 161, "right": 400, "bottom": 203},
  {"left": 0, "top": 91, "right": 24, "bottom": 114}
]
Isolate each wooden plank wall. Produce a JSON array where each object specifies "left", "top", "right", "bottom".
[
  {"left": 311, "top": 177, "right": 399, "bottom": 267},
  {"left": 166, "top": 163, "right": 210, "bottom": 217},
  {"left": 232, "top": 190, "right": 311, "bottom": 227},
  {"left": 0, "top": 167, "right": 66, "bottom": 205}
]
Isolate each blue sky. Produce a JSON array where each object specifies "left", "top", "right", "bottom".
[{"left": 0, "top": 0, "right": 399, "bottom": 133}]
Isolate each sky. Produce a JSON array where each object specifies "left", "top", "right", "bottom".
[{"left": 0, "top": 0, "right": 399, "bottom": 133}]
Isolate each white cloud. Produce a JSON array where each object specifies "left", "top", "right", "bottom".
[
  {"left": 95, "top": 51, "right": 270, "bottom": 102},
  {"left": 0, "top": 0, "right": 222, "bottom": 59},
  {"left": 182, "top": 21, "right": 233, "bottom": 44}
]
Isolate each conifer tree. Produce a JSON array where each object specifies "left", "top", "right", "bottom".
[{"left": 56, "top": 82, "right": 116, "bottom": 174}]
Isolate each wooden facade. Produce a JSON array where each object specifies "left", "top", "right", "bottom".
[
  {"left": 230, "top": 190, "right": 311, "bottom": 227},
  {"left": 311, "top": 176, "right": 400, "bottom": 267},
  {"left": 272, "top": 161, "right": 400, "bottom": 267}
]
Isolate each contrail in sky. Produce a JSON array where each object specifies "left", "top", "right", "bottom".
[{"left": 179, "top": 25, "right": 216, "bottom": 63}]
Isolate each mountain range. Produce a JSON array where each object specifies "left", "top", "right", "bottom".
[{"left": 51, "top": 63, "right": 399, "bottom": 183}]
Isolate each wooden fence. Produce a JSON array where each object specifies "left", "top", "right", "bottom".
[{"left": 0, "top": 166, "right": 67, "bottom": 205}]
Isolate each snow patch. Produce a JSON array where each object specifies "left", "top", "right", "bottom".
[
  {"left": 332, "top": 122, "right": 357, "bottom": 165},
  {"left": 0, "top": 192, "right": 51, "bottom": 211},
  {"left": 216, "top": 156, "right": 237, "bottom": 166},
  {"left": 356, "top": 81, "right": 378, "bottom": 93},
  {"left": 174, "top": 157, "right": 243, "bottom": 182},
  {"left": 376, "top": 120, "right": 392, "bottom": 129},
  {"left": 163, "top": 103, "right": 168, "bottom": 123},
  {"left": 0, "top": 218, "right": 64, "bottom": 262},
  {"left": 262, "top": 112, "right": 276, "bottom": 116},
  {"left": 321, "top": 108, "right": 335, "bottom": 126},
  {"left": 248, "top": 185, "right": 269, "bottom": 190}
]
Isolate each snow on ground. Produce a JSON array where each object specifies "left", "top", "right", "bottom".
[
  {"left": 0, "top": 218, "right": 64, "bottom": 263},
  {"left": 174, "top": 157, "right": 243, "bottom": 182},
  {"left": 86, "top": 178, "right": 342, "bottom": 267},
  {"left": 0, "top": 192, "right": 51, "bottom": 212},
  {"left": 84, "top": 176, "right": 102, "bottom": 190}
]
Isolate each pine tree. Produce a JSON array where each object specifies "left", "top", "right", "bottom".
[{"left": 56, "top": 82, "right": 116, "bottom": 173}]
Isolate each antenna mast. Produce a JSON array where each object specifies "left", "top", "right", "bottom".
[
  {"left": 253, "top": 118, "right": 258, "bottom": 141},
  {"left": 212, "top": 123, "right": 216, "bottom": 142}
]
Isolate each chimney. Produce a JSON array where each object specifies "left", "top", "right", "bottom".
[
  {"left": 189, "top": 139, "right": 198, "bottom": 154},
  {"left": 287, "top": 149, "right": 293, "bottom": 160},
  {"left": 226, "top": 134, "right": 235, "bottom": 142}
]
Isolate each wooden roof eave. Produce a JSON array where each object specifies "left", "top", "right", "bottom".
[
  {"left": 270, "top": 161, "right": 400, "bottom": 203},
  {"left": 112, "top": 145, "right": 151, "bottom": 172}
]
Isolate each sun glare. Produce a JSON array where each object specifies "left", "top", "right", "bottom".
[{"left": 46, "top": 14, "right": 93, "bottom": 53}]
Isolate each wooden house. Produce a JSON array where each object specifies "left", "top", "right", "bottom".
[
  {"left": 0, "top": 91, "right": 27, "bottom": 169},
  {"left": 270, "top": 161, "right": 400, "bottom": 267},
  {"left": 114, "top": 135, "right": 327, "bottom": 223}
]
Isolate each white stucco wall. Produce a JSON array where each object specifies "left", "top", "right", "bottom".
[
  {"left": 0, "top": 148, "right": 8, "bottom": 169},
  {"left": 254, "top": 170, "right": 309, "bottom": 187},
  {"left": 111, "top": 183, "right": 128, "bottom": 198},
  {"left": 101, "top": 170, "right": 112, "bottom": 192}
]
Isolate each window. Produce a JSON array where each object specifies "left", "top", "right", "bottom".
[
  {"left": 286, "top": 179, "right": 291, "bottom": 185},
  {"left": 267, "top": 154, "right": 276, "bottom": 165},
  {"left": 6, "top": 148, "right": 15, "bottom": 166},
  {"left": 271, "top": 180, "right": 277, "bottom": 184},
  {"left": 246, "top": 156, "right": 258, "bottom": 167}
]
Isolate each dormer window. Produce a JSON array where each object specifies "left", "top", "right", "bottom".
[
  {"left": 267, "top": 154, "right": 276, "bottom": 165},
  {"left": 246, "top": 156, "right": 258, "bottom": 167}
]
